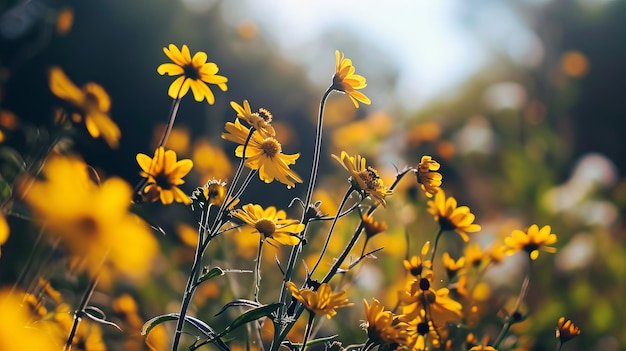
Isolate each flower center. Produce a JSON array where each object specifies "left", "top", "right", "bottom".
[
  {"left": 154, "top": 173, "right": 173, "bottom": 190},
  {"left": 260, "top": 138, "right": 281, "bottom": 158},
  {"left": 254, "top": 218, "right": 276, "bottom": 238},
  {"left": 257, "top": 108, "right": 273, "bottom": 123},
  {"left": 523, "top": 243, "right": 540, "bottom": 254},
  {"left": 182, "top": 64, "right": 200, "bottom": 80},
  {"left": 438, "top": 217, "right": 456, "bottom": 231},
  {"left": 357, "top": 167, "right": 382, "bottom": 190}
]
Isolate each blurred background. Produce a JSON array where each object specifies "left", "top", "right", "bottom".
[{"left": 1, "top": 0, "right": 625, "bottom": 350}]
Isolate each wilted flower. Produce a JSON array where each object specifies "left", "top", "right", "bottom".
[
  {"left": 415, "top": 156, "right": 442, "bottom": 197},
  {"left": 556, "top": 317, "right": 581, "bottom": 343}
]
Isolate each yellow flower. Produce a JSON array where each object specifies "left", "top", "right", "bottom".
[
  {"left": 157, "top": 44, "right": 228, "bottom": 103},
  {"left": 427, "top": 189, "right": 481, "bottom": 242},
  {"left": 464, "top": 243, "right": 487, "bottom": 268},
  {"left": 286, "top": 281, "right": 353, "bottom": 319},
  {"left": 504, "top": 224, "right": 558, "bottom": 260},
  {"left": 416, "top": 155, "right": 442, "bottom": 197},
  {"left": 469, "top": 344, "right": 497, "bottom": 351},
  {"left": 230, "top": 100, "right": 276, "bottom": 137},
  {"left": 331, "top": 50, "right": 371, "bottom": 108},
  {"left": 21, "top": 155, "right": 158, "bottom": 286},
  {"left": 231, "top": 204, "right": 304, "bottom": 246},
  {"left": 0, "top": 213, "right": 8, "bottom": 258},
  {"left": 222, "top": 118, "right": 302, "bottom": 188},
  {"left": 556, "top": 317, "right": 581, "bottom": 343},
  {"left": 362, "top": 214, "right": 388, "bottom": 238},
  {"left": 0, "top": 290, "right": 58, "bottom": 351},
  {"left": 332, "top": 151, "right": 392, "bottom": 207},
  {"left": 403, "top": 242, "right": 432, "bottom": 277},
  {"left": 136, "top": 146, "right": 193, "bottom": 205},
  {"left": 363, "top": 298, "right": 410, "bottom": 346},
  {"left": 441, "top": 252, "right": 465, "bottom": 279},
  {"left": 399, "top": 277, "right": 462, "bottom": 333},
  {"left": 49, "top": 67, "right": 120, "bottom": 148}
]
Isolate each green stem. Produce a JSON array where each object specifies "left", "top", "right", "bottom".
[
  {"left": 64, "top": 276, "right": 99, "bottom": 351},
  {"left": 270, "top": 87, "right": 332, "bottom": 351},
  {"left": 300, "top": 313, "right": 316, "bottom": 351},
  {"left": 309, "top": 187, "right": 355, "bottom": 275},
  {"left": 254, "top": 239, "right": 264, "bottom": 303},
  {"left": 171, "top": 205, "right": 212, "bottom": 351},
  {"left": 429, "top": 228, "right": 444, "bottom": 268},
  {"left": 494, "top": 270, "right": 531, "bottom": 348}
]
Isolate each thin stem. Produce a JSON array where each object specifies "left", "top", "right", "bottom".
[
  {"left": 555, "top": 340, "right": 563, "bottom": 351},
  {"left": 171, "top": 205, "right": 212, "bottom": 351},
  {"left": 494, "top": 267, "right": 531, "bottom": 348},
  {"left": 64, "top": 276, "right": 99, "bottom": 351},
  {"left": 429, "top": 228, "right": 444, "bottom": 268},
  {"left": 300, "top": 313, "right": 316, "bottom": 351},
  {"left": 309, "top": 187, "right": 355, "bottom": 275},
  {"left": 254, "top": 239, "right": 264, "bottom": 303},
  {"left": 271, "top": 87, "right": 332, "bottom": 351},
  {"left": 211, "top": 128, "right": 255, "bottom": 234}
]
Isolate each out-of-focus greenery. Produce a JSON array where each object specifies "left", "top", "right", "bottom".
[{"left": 1, "top": 0, "right": 625, "bottom": 350}]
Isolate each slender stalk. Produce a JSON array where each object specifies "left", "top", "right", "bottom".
[
  {"left": 64, "top": 276, "right": 100, "bottom": 351},
  {"left": 300, "top": 313, "right": 316, "bottom": 351},
  {"left": 210, "top": 128, "right": 255, "bottom": 234},
  {"left": 555, "top": 340, "right": 563, "bottom": 351},
  {"left": 429, "top": 228, "right": 444, "bottom": 267},
  {"left": 494, "top": 268, "right": 531, "bottom": 348},
  {"left": 309, "top": 187, "right": 355, "bottom": 275},
  {"left": 171, "top": 205, "right": 212, "bottom": 351},
  {"left": 254, "top": 239, "right": 264, "bottom": 303},
  {"left": 270, "top": 88, "right": 333, "bottom": 351}
]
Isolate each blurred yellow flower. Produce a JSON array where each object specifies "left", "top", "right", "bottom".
[
  {"left": 192, "top": 138, "right": 232, "bottom": 181},
  {"left": 332, "top": 151, "right": 392, "bottom": 207},
  {"left": 222, "top": 118, "right": 302, "bottom": 188},
  {"left": 442, "top": 252, "right": 465, "bottom": 279},
  {"left": 331, "top": 50, "right": 371, "bottom": 108},
  {"left": 157, "top": 44, "right": 228, "bottom": 103},
  {"left": 230, "top": 100, "right": 275, "bottom": 137},
  {"left": 231, "top": 204, "right": 304, "bottom": 246},
  {"left": 21, "top": 156, "right": 158, "bottom": 285},
  {"left": 362, "top": 213, "right": 387, "bottom": 238},
  {"left": 464, "top": 243, "right": 486, "bottom": 268},
  {"left": 403, "top": 242, "right": 432, "bottom": 277},
  {"left": 427, "top": 190, "right": 481, "bottom": 242},
  {"left": 416, "top": 155, "right": 442, "bottom": 197},
  {"left": 363, "top": 298, "right": 410, "bottom": 346},
  {"left": 136, "top": 146, "right": 193, "bottom": 205},
  {"left": 49, "top": 67, "right": 120, "bottom": 148},
  {"left": 504, "top": 224, "right": 558, "bottom": 260},
  {"left": 286, "top": 282, "right": 353, "bottom": 319},
  {"left": 469, "top": 344, "right": 497, "bottom": 351},
  {"left": 0, "top": 290, "right": 57, "bottom": 351},
  {"left": 0, "top": 214, "right": 8, "bottom": 257},
  {"left": 556, "top": 317, "right": 581, "bottom": 343}
]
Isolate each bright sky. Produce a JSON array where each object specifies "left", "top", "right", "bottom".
[{"left": 218, "top": 0, "right": 492, "bottom": 110}]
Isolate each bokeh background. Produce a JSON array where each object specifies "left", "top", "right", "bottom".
[{"left": 1, "top": 0, "right": 626, "bottom": 350}]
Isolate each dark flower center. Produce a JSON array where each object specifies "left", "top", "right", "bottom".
[
  {"left": 257, "top": 108, "right": 273, "bottom": 123},
  {"left": 438, "top": 217, "right": 456, "bottom": 231},
  {"left": 155, "top": 173, "right": 173, "bottom": 189},
  {"left": 255, "top": 218, "right": 276, "bottom": 238},
  {"left": 261, "top": 138, "right": 281, "bottom": 158},
  {"left": 523, "top": 243, "right": 540, "bottom": 254},
  {"left": 183, "top": 64, "right": 200, "bottom": 80},
  {"left": 417, "top": 322, "right": 430, "bottom": 335},
  {"left": 419, "top": 278, "right": 430, "bottom": 291}
]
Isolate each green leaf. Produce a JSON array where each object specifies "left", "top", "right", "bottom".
[
  {"left": 141, "top": 314, "right": 179, "bottom": 336},
  {"left": 196, "top": 267, "right": 224, "bottom": 287},
  {"left": 214, "top": 299, "right": 261, "bottom": 317},
  {"left": 141, "top": 313, "right": 229, "bottom": 351},
  {"left": 83, "top": 306, "right": 122, "bottom": 331},
  {"left": 219, "top": 302, "right": 282, "bottom": 336}
]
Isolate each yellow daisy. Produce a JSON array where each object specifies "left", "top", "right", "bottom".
[
  {"left": 556, "top": 317, "right": 581, "bottom": 343},
  {"left": 504, "top": 224, "right": 558, "bottom": 260},
  {"left": 157, "top": 44, "right": 228, "bottom": 103},
  {"left": 363, "top": 298, "right": 410, "bottom": 347},
  {"left": 441, "top": 252, "right": 465, "bottom": 279},
  {"left": 286, "top": 281, "right": 353, "bottom": 319},
  {"left": 136, "top": 146, "right": 193, "bottom": 205},
  {"left": 416, "top": 155, "right": 442, "bottom": 197},
  {"left": 331, "top": 50, "right": 371, "bottom": 108},
  {"left": 427, "top": 189, "right": 481, "bottom": 242},
  {"left": 231, "top": 204, "right": 304, "bottom": 246},
  {"left": 221, "top": 118, "right": 302, "bottom": 188},
  {"left": 49, "top": 67, "right": 120, "bottom": 148},
  {"left": 332, "top": 151, "right": 392, "bottom": 207},
  {"left": 230, "top": 100, "right": 275, "bottom": 137}
]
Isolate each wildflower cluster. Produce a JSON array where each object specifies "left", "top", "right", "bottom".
[{"left": 0, "top": 19, "right": 585, "bottom": 351}]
